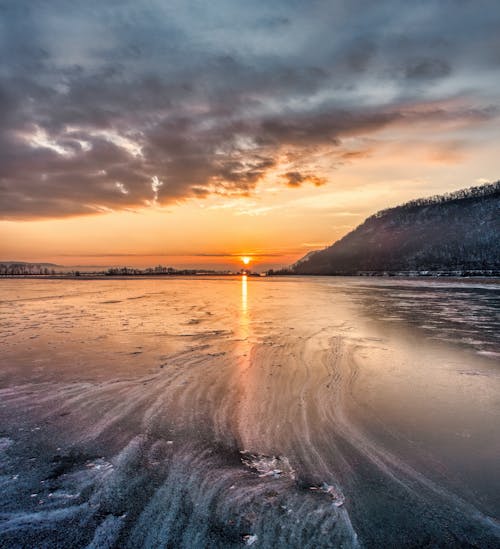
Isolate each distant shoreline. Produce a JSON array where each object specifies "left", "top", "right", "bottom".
[{"left": 1, "top": 274, "right": 499, "bottom": 284}]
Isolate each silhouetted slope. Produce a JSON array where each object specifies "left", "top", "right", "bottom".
[{"left": 293, "top": 182, "right": 500, "bottom": 275}]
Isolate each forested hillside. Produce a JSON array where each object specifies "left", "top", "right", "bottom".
[{"left": 292, "top": 182, "right": 500, "bottom": 275}]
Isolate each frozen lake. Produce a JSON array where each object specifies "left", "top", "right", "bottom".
[{"left": 0, "top": 276, "right": 499, "bottom": 548}]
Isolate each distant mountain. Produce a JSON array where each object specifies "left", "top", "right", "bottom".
[
  {"left": 0, "top": 261, "right": 61, "bottom": 275},
  {"left": 292, "top": 182, "right": 500, "bottom": 275},
  {"left": 0, "top": 261, "right": 59, "bottom": 267}
]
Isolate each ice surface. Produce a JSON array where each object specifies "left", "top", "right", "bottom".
[
  {"left": 0, "top": 276, "right": 499, "bottom": 547},
  {"left": 240, "top": 452, "right": 296, "bottom": 480}
]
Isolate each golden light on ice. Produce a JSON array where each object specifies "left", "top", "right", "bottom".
[
  {"left": 241, "top": 256, "right": 251, "bottom": 265},
  {"left": 241, "top": 275, "right": 248, "bottom": 313}
]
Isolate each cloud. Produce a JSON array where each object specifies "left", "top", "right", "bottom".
[
  {"left": 0, "top": 0, "right": 499, "bottom": 219},
  {"left": 403, "top": 58, "right": 451, "bottom": 80},
  {"left": 56, "top": 252, "right": 284, "bottom": 258},
  {"left": 284, "top": 172, "right": 327, "bottom": 188}
]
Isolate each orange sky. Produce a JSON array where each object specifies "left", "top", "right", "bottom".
[
  {"left": 1, "top": 2, "right": 499, "bottom": 271},
  {"left": 2, "top": 126, "right": 498, "bottom": 272}
]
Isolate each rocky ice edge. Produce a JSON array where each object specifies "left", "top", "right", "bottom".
[
  {"left": 240, "top": 452, "right": 346, "bottom": 507},
  {"left": 310, "top": 482, "right": 346, "bottom": 507},
  {"left": 240, "top": 451, "right": 296, "bottom": 480}
]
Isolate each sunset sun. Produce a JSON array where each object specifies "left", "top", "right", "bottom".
[{"left": 241, "top": 256, "right": 251, "bottom": 265}]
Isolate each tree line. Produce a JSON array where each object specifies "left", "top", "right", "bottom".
[
  {"left": 0, "top": 263, "right": 56, "bottom": 276},
  {"left": 371, "top": 181, "right": 499, "bottom": 221}
]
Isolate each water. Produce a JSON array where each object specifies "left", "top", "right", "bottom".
[{"left": 0, "top": 276, "right": 499, "bottom": 548}]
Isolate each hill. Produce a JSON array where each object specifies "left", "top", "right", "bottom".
[
  {"left": 292, "top": 182, "right": 500, "bottom": 276},
  {"left": 0, "top": 261, "right": 59, "bottom": 267},
  {"left": 0, "top": 262, "right": 60, "bottom": 275}
]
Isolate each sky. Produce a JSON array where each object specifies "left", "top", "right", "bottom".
[{"left": 1, "top": 0, "right": 499, "bottom": 271}]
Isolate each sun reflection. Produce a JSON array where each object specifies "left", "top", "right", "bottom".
[
  {"left": 238, "top": 274, "right": 250, "bottom": 345},
  {"left": 241, "top": 274, "right": 248, "bottom": 314},
  {"left": 236, "top": 270, "right": 260, "bottom": 451},
  {"left": 237, "top": 275, "right": 250, "bottom": 373}
]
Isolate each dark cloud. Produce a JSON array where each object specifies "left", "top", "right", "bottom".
[
  {"left": 284, "top": 172, "right": 327, "bottom": 188},
  {"left": 403, "top": 58, "right": 451, "bottom": 80},
  {"left": 0, "top": 0, "right": 499, "bottom": 219}
]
